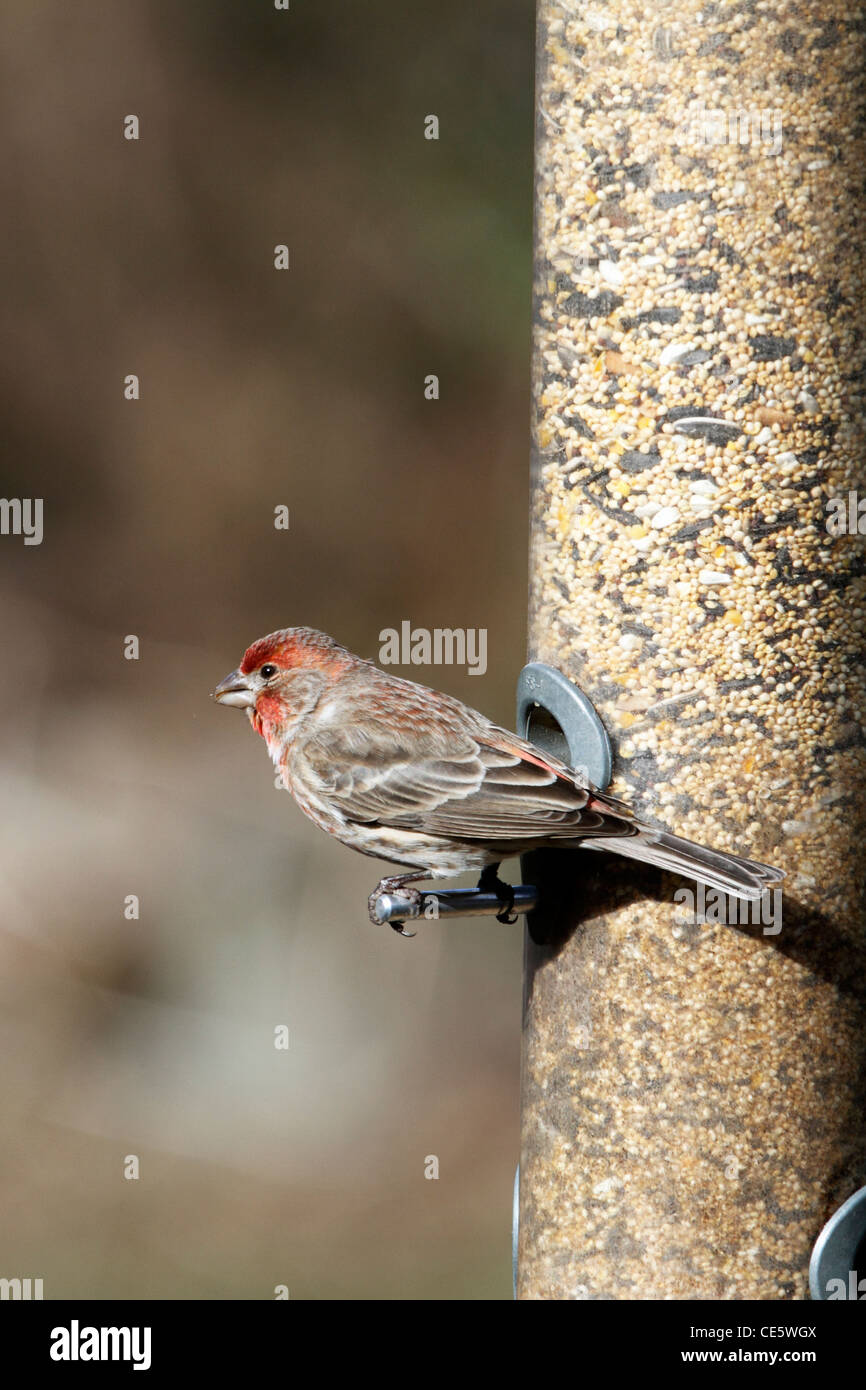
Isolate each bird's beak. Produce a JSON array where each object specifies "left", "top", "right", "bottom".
[{"left": 212, "top": 669, "right": 256, "bottom": 709}]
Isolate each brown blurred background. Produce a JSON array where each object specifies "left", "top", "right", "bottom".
[{"left": 0, "top": 1, "right": 534, "bottom": 1297}]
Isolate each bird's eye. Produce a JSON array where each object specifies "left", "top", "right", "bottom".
[{"left": 260, "top": 664, "right": 278, "bottom": 679}]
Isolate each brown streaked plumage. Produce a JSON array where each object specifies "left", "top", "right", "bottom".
[{"left": 213, "top": 627, "right": 785, "bottom": 912}]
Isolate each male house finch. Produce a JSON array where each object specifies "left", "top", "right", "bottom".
[{"left": 213, "top": 627, "right": 783, "bottom": 930}]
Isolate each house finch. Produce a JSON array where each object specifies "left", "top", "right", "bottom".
[{"left": 213, "top": 627, "right": 783, "bottom": 932}]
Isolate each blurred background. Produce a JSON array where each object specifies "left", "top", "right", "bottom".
[{"left": 0, "top": 1, "right": 535, "bottom": 1296}]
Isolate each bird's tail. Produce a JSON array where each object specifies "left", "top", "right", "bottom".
[{"left": 585, "top": 829, "right": 784, "bottom": 900}]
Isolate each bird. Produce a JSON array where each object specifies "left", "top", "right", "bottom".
[{"left": 213, "top": 626, "right": 784, "bottom": 933}]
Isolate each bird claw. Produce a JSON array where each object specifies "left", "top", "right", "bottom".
[
  {"left": 477, "top": 867, "right": 518, "bottom": 924},
  {"left": 368, "top": 878, "right": 423, "bottom": 936},
  {"left": 390, "top": 920, "right": 416, "bottom": 938}
]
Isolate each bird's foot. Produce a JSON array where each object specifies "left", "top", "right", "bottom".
[
  {"left": 368, "top": 875, "right": 423, "bottom": 937},
  {"left": 477, "top": 866, "right": 518, "bottom": 924}
]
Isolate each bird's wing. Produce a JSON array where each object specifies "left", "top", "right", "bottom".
[{"left": 293, "top": 695, "right": 638, "bottom": 842}]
